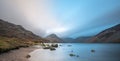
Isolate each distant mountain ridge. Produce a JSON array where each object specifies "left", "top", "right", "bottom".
[
  {"left": 45, "top": 34, "right": 63, "bottom": 43},
  {"left": 62, "top": 37, "right": 91, "bottom": 43},
  {"left": 3, "top": 18, "right": 119, "bottom": 43},
  {"left": 90, "top": 24, "right": 120, "bottom": 43},
  {"left": 62, "top": 38, "right": 75, "bottom": 43},
  {"left": 75, "top": 36, "right": 92, "bottom": 43},
  {"left": 44, "top": 24, "right": 120, "bottom": 43}
]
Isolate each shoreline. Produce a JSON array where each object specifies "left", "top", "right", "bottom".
[{"left": 0, "top": 46, "right": 38, "bottom": 61}]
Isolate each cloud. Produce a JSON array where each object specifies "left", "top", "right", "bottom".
[
  {"left": 0, "top": 0, "right": 119, "bottom": 38},
  {"left": 0, "top": 0, "right": 65, "bottom": 37}
]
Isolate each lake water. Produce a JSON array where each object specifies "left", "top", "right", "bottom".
[{"left": 29, "top": 43, "right": 120, "bottom": 61}]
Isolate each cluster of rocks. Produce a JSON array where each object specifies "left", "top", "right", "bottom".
[
  {"left": 69, "top": 48, "right": 95, "bottom": 58},
  {"left": 42, "top": 44, "right": 58, "bottom": 51}
]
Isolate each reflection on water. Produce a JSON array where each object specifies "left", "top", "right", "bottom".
[{"left": 29, "top": 43, "right": 120, "bottom": 61}]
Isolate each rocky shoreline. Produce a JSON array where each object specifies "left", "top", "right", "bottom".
[{"left": 0, "top": 46, "right": 38, "bottom": 61}]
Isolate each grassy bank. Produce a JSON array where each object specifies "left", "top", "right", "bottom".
[{"left": 0, "top": 36, "right": 37, "bottom": 54}]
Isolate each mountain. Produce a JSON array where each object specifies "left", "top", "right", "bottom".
[
  {"left": 0, "top": 19, "right": 50, "bottom": 53},
  {"left": 0, "top": 19, "right": 49, "bottom": 42},
  {"left": 90, "top": 24, "right": 120, "bottom": 43},
  {"left": 75, "top": 36, "right": 92, "bottom": 43},
  {"left": 45, "top": 34, "right": 63, "bottom": 43},
  {"left": 62, "top": 37, "right": 91, "bottom": 43}
]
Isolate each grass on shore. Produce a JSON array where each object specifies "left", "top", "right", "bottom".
[{"left": 0, "top": 36, "right": 38, "bottom": 53}]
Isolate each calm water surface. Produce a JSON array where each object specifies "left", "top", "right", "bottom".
[{"left": 29, "top": 43, "right": 120, "bottom": 61}]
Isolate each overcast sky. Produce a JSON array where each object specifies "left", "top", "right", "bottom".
[{"left": 0, "top": 0, "right": 120, "bottom": 38}]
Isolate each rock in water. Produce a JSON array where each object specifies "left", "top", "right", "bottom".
[
  {"left": 51, "top": 44, "right": 58, "bottom": 47},
  {"left": 43, "top": 46, "right": 50, "bottom": 49},
  {"left": 50, "top": 47, "right": 56, "bottom": 51},
  {"left": 69, "top": 53, "right": 76, "bottom": 56},
  {"left": 91, "top": 49, "right": 95, "bottom": 52}
]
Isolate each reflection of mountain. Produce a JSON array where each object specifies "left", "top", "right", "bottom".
[
  {"left": 90, "top": 24, "right": 120, "bottom": 43},
  {"left": 46, "top": 34, "right": 63, "bottom": 43}
]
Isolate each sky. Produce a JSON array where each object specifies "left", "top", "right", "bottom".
[{"left": 0, "top": 0, "right": 120, "bottom": 38}]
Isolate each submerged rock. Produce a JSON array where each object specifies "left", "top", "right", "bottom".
[
  {"left": 71, "top": 50, "right": 73, "bottom": 52},
  {"left": 68, "top": 45, "right": 72, "bottom": 47},
  {"left": 76, "top": 55, "right": 79, "bottom": 57}
]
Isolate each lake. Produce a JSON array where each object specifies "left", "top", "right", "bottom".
[{"left": 29, "top": 43, "right": 120, "bottom": 61}]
